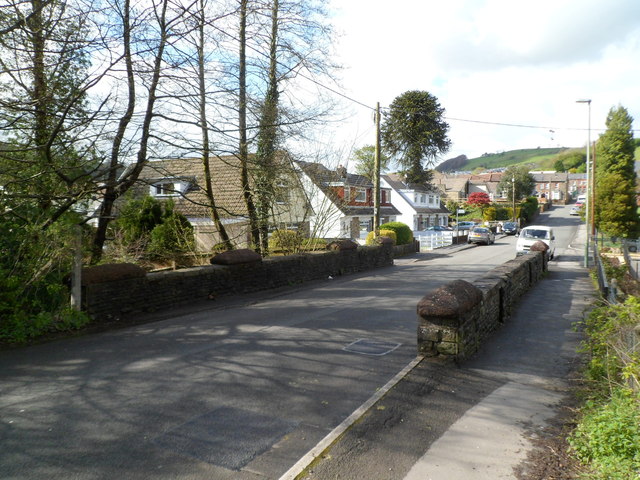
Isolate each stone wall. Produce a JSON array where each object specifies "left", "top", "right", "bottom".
[
  {"left": 83, "top": 244, "right": 396, "bottom": 321},
  {"left": 417, "top": 251, "right": 547, "bottom": 360},
  {"left": 393, "top": 241, "right": 420, "bottom": 257}
]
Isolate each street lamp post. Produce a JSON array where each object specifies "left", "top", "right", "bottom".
[
  {"left": 511, "top": 176, "right": 516, "bottom": 224},
  {"left": 576, "top": 99, "right": 591, "bottom": 268}
]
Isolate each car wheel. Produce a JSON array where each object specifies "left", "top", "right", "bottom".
[{"left": 629, "top": 246, "right": 638, "bottom": 253}]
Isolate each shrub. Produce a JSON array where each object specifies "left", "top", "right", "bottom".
[
  {"left": 483, "top": 207, "right": 497, "bottom": 221},
  {"left": 0, "top": 212, "right": 91, "bottom": 345},
  {"left": 148, "top": 211, "right": 195, "bottom": 259},
  {"left": 568, "top": 296, "right": 640, "bottom": 479},
  {"left": 494, "top": 207, "right": 511, "bottom": 221},
  {"left": 269, "top": 229, "right": 303, "bottom": 253},
  {"left": 569, "top": 391, "right": 640, "bottom": 479},
  {"left": 600, "top": 255, "right": 628, "bottom": 283},
  {"left": 117, "top": 195, "right": 164, "bottom": 243},
  {"left": 580, "top": 296, "right": 640, "bottom": 389},
  {"left": 365, "top": 229, "right": 397, "bottom": 245},
  {"left": 300, "top": 237, "right": 327, "bottom": 251},
  {"left": 379, "top": 221, "right": 412, "bottom": 245},
  {"left": 520, "top": 196, "right": 539, "bottom": 221}
]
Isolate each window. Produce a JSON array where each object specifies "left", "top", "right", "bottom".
[
  {"left": 421, "top": 194, "right": 426, "bottom": 203},
  {"left": 354, "top": 188, "right": 366, "bottom": 202},
  {"left": 151, "top": 180, "right": 190, "bottom": 197},
  {"left": 152, "top": 182, "right": 177, "bottom": 196},
  {"left": 275, "top": 182, "right": 288, "bottom": 204}
]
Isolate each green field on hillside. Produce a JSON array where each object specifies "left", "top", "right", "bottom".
[
  {"left": 443, "top": 143, "right": 638, "bottom": 173},
  {"left": 464, "top": 147, "right": 566, "bottom": 171}
]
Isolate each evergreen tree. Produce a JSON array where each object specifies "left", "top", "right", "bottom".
[
  {"left": 594, "top": 105, "right": 639, "bottom": 238},
  {"left": 0, "top": 0, "right": 95, "bottom": 225},
  {"left": 381, "top": 90, "right": 450, "bottom": 185}
]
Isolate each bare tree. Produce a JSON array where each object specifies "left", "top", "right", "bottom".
[
  {"left": 237, "top": 0, "right": 261, "bottom": 251},
  {"left": 195, "top": 0, "right": 234, "bottom": 250},
  {"left": 90, "top": 0, "right": 192, "bottom": 263},
  {"left": 253, "top": 0, "right": 279, "bottom": 254}
]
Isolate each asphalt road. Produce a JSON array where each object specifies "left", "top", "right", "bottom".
[{"left": 0, "top": 206, "right": 581, "bottom": 480}]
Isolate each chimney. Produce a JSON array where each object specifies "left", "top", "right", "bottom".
[{"left": 336, "top": 164, "right": 347, "bottom": 179}]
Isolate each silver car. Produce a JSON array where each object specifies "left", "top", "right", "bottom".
[{"left": 467, "top": 226, "right": 495, "bottom": 245}]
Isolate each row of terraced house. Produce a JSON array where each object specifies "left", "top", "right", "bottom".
[{"left": 129, "top": 154, "right": 587, "bottom": 250}]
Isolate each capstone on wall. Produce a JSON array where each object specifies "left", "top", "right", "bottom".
[{"left": 417, "top": 251, "right": 547, "bottom": 360}]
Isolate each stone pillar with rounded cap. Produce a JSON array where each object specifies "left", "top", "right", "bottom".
[{"left": 416, "top": 279, "right": 484, "bottom": 359}]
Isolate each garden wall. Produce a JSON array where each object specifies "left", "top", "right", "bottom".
[
  {"left": 417, "top": 251, "right": 547, "bottom": 360},
  {"left": 83, "top": 244, "right": 402, "bottom": 321}
]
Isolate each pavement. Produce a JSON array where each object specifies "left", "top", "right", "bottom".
[{"left": 288, "top": 227, "right": 597, "bottom": 480}]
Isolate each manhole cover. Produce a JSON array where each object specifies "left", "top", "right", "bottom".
[
  {"left": 343, "top": 338, "right": 401, "bottom": 356},
  {"left": 154, "top": 406, "right": 297, "bottom": 470}
]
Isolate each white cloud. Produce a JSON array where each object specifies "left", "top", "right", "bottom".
[{"left": 322, "top": 0, "right": 640, "bottom": 163}]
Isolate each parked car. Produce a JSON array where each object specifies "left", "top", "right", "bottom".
[
  {"left": 569, "top": 205, "right": 581, "bottom": 216},
  {"left": 516, "top": 225, "right": 555, "bottom": 259},
  {"left": 455, "top": 221, "right": 477, "bottom": 230},
  {"left": 502, "top": 222, "right": 518, "bottom": 235},
  {"left": 467, "top": 226, "right": 495, "bottom": 245}
]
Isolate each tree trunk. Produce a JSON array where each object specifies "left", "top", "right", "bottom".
[
  {"left": 197, "top": 0, "right": 233, "bottom": 251},
  {"left": 91, "top": 0, "right": 171, "bottom": 263},
  {"left": 238, "top": 0, "right": 260, "bottom": 253},
  {"left": 255, "top": 0, "right": 280, "bottom": 255}
]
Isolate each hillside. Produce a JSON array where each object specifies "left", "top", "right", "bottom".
[{"left": 437, "top": 147, "right": 567, "bottom": 172}]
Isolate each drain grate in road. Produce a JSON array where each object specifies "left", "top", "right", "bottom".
[
  {"left": 343, "top": 338, "right": 401, "bottom": 356},
  {"left": 154, "top": 406, "right": 297, "bottom": 470}
]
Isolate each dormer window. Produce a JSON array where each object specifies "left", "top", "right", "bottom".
[{"left": 151, "top": 180, "right": 187, "bottom": 197}]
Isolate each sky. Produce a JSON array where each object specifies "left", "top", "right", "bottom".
[{"left": 321, "top": 0, "right": 640, "bottom": 167}]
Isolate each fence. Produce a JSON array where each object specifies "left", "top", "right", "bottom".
[
  {"left": 416, "top": 231, "right": 468, "bottom": 251},
  {"left": 593, "top": 240, "right": 618, "bottom": 304}
]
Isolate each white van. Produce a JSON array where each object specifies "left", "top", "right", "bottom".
[
  {"left": 516, "top": 225, "right": 555, "bottom": 259},
  {"left": 576, "top": 194, "right": 586, "bottom": 204}
]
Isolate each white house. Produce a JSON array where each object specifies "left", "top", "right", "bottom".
[
  {"left": 296, "top": 161, "right": 400, "bottom": 240},
  {"left": 381, "top": 173, "right": 450, "bottom": 231}
]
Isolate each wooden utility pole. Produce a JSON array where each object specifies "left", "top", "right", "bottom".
[
  {"left": 590, "top": 140, "right": 596, "bottom": 236},
  {"left": 374, "top": 102, "right": 381, "bottom": 236}
]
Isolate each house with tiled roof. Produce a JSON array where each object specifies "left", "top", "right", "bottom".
[
  {"left": 135, "top": 154, "right": 310, "bottom": 250},
  {"left": 468, "top": 172, "right": 505, "bottom": 201},
  {"left": 380, "top": 173, "right": 450, "bottom": 231},
  {"left": 567, "top": 173, "right": 587, "bottom": 199},
  {"left": 431, "top": 172, "right": 470, "bottom": 203},
  {"left": 295, "top": 161, "right": 400, "bottom": 240},
  {"left": 530, "top": 171, "right": 571, "bottom": 204}
]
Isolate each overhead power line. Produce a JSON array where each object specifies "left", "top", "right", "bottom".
[{"left": 209, "top": 22, "right": 640, "bottom": 134}]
